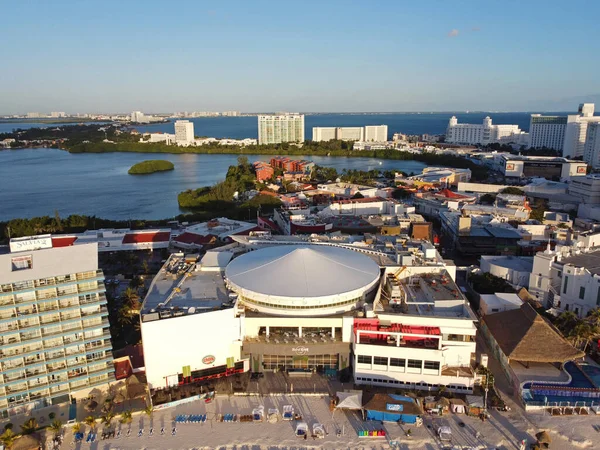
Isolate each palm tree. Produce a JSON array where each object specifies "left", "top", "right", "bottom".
[
  {"left": 119, "top": 410, "right": 133, "bottom": 425},
  {"left": 47, "top": 419, "right": 63, "bottom": 436},
  {"left": 84, "top": 415, "right": 96, "bottom": 429},
  {"left": 0, "top": 429, "right": 17, "bottom": 449},
  {"left": 121, "top": 288, "right": 141, "bottom": 311},
  {"left": 586, "top": 308, "right": 600, "bottom": 332},
  {"left": 100, "top": 412, "right": 115, "bottom": 427},
  {"left": 143, "top": 405, "right": 154, "bottom": 417},
  {"left": 572, "top": 320, "right": 597, "bottom": 351},
  {"left": 20, "top": 417, "right": 38, "bottom": 435},
  {"left": 555, "top": 311, "right": 580, "bottom": 336},
  {"left": 117, "top": 305, "right": 133, "bottom": 326},
  {"left": 71, "top": 422, "right": 81, "bottom": 434}
]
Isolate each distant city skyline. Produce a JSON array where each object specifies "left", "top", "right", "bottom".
[{"left": 1, "top": 0, "right": 599, "bottom": 114}]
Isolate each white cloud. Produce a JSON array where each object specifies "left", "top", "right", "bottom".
[{"left": 448, "top": 29, "right": 460, "bottom": 38}]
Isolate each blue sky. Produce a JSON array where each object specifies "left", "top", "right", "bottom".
[{"left": 1, "top": 0, "right": 599, "bottom": 113}]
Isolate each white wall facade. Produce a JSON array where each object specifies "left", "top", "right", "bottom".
[
  {"left": 141, "top": 309, "right": 243, "bottom": 389},
  {"left": 354, "top": 314, "right": 477, "bottom": 393},
  {"left": 364, "top": 125, "right": 388, "bottom": 142},
  {"left": 569, "top": 175, "right": 600, "bottom": 204},
  {"left": 446, "top": 116, "right": 524, "bottom": 145},
  {"left": 558, "top": 265, "right": 600, "bottom": 318},
  {"left": 480, "top": 256, "right": 532, "bottom": 289},
  {"left": 312, "top": 127, "right": 365, "bottom": 142},
  {"left": 529, "top": 115, "right": 568, "bottom": 151},
  {"left": 584, "top": 122, "right": 600, "bottom": 169},
  {"left": 0, "top": 242, "right": 98, "bottom": 284},
  {"left": 174, "top": 120, "right": 195, "bottom": 145}
]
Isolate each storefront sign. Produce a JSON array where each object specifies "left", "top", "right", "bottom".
[
  {"left": 10, "top": 236, "right": 52, "bottom": 252},
  {"left": 202, "top": 355, "right": 216, "bottom": 365},
  {"left": 292, "top": 346, "right": 309, "bottom": 355},
  {"left": 386, "top": 403, "right": 403, "bottom": 412}
]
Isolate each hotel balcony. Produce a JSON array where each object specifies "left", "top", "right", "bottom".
[
  {"left": 46, "top": 362, "right": 67, "bottom": 373},
  {"left": 3, "top": 372, "right": 26, "bottom": 383}
]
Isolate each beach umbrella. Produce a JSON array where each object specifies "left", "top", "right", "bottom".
[{"left": 536, "top": 431, "right": 552, "bottom": 444}]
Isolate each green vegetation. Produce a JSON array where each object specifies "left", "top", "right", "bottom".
[
  {"left": 66, "top": 139, "right": 489, "bottom": 181},
  {"left": 480, "top": 193, "right": 497, "bottom": 204},
  {"left": 178, "top": 156, "right": 282, "bottom": 219},
  {"left": 529, "top": 198, "right": 548, "bottom": 222},
  {"left": 555, "top": 309, "right": 600, "bottom": 351},
  {"left": 500, "top": 187, "right": 525, "bottom": 195},
  {"left": 128, "top": 159, "right": 174, "bottom": 175},
  {"left": 469, "top": 272, "right": 516, "bottom": 295},
  {"left": 0, "top": 213, "right": 131, "bottom": 242},
  {"left": 0, "top": 118, "right": 105, "bottom": 124}
]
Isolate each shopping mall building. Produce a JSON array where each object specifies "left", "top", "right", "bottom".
[{"left": 141, "top": 237, "right": 478, "bottom": 393}]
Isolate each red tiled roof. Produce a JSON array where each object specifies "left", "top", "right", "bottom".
[
  {"left": 113, "top": 359, "right": 133, "bottom": 380},
  {"left": 122, "top": 231, "right": 170, "bottom": 244},
  {"left": 52, "top": 236, "right": 78, "bottom": 247},
  {"left": 173, "top": 232, "right": 216, "bottom": 245},
  {"left": 113, "top": 344, "right": 145, "bottom": 370},
  {"left": 438, "top": 189, "right": 470, "bottom": 199}
]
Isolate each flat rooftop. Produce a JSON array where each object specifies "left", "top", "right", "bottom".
[
  {"left": 382, "top": 272, "right": 476, "bottom": 319},
  {"left": 482, "top": 255, "right": 533, "bottom": 272},
  {"left": 141, "top": 254, "right": 231, "bottom": 321},
  {"left": 560, "top": 250, "right": 600, "bottom": 275}
]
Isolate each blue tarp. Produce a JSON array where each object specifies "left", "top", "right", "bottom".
[
  {"left": 365, "top": 409, "right": 418, "bottom": 424},
  {"left": 365, "top": 395, "right": 419, "bottom": 424}
]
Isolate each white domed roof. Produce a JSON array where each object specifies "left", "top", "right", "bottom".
[{"left": 225, "top": 245, "right": 380, "bottom": 301}]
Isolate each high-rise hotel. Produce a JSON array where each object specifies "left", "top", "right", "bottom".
[
  {"left": 0, "top": 235, "right": 113, "bottom": 417},
  {"left": 258, "top": 113, "right": 304, "bottom": 145}
]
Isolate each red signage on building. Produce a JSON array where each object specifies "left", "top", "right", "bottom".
[{"left": 202, "top": 355, "right": 216, "bottom": 365}]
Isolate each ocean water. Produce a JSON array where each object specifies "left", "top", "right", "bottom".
[
  {"left": 0, "top": 121, "right": 110, "bottom": 133},
  {"left": 0, "top": 148, "right": 427, "bottom": 221},
  {"left": 131, "top": 112, "right": 545, "bottom": 139}
]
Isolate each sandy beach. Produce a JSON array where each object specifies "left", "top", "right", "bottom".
[{"left": 48, "top": 394, "right": 600, "bottom": 450}]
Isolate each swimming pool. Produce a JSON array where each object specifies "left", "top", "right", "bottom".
[
  {"left": 521, "top": 362, "right": 600, "bottom": 406},
  {"left": 579, "top": 363, "right": 600, "bottom": 388}
]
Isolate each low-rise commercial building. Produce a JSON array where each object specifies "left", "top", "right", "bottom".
[
  {"left": 500, "top": 154, "right": 587, "bottom": 180},
  {"left": 568, "top": 174, "right": 600, "bottom": 204},
  {"left": 354, "top": 271, "right": 477, "bottom": 393},
  {"left": 440, "top": 212, "right": 523, "bottom": 256},
  {"left": 479, "top": 256, "right": 533, "bottom": 290},
  {"left": 408, "top": 167, "right": 471, "bottom": 187}
]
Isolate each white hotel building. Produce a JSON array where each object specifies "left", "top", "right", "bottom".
[
  {"left": 258, "top": 114, "right": 305, "bottom": 145},
  {"left": 530, "top": 103, "right": 600, "bottom": 158},
  {"left": 584, "top": 122, "right": 600, "bottom": 169},
  {"left": 445, "top": 116, "right": 528, "bottom": 146},
  {"left": 174, "top": 120, "right": 195, "bottom": 145},
  {"left": 0, "top": 236, "right": 113, "bottom": 417},
  {"left": 313, "top": 125, "right": 388, "bottom": 143}
]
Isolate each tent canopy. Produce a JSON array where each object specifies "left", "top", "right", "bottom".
[{"left": 335, "top": 390, "right": 363, "bottom": 410}]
